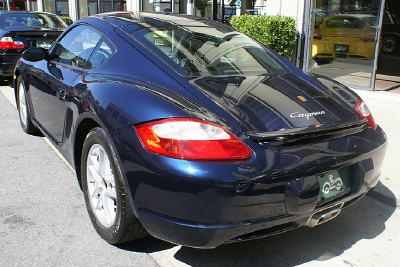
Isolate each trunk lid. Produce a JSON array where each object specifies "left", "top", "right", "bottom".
[
  {"left": 4, "top": 30, "right": 62, "bottom": 49},
  {"left": 189, "top": 73, "right": 364, "bottom": 144},
  {"left": 321, "top": 16, "right": 374, "bottom": 39}
]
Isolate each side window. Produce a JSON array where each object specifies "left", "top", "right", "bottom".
[
  {"left": 87, "top": 38, "right": 115, "bottom": 69},
  {"left": 51, "top": 25, "right": 113, "bottom": 69}
]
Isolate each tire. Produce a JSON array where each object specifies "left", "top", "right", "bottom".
[
  {"left": 381, "top": 35, "right": 400, "bottom": 54},
  {"left": 81, "top": 127, "right": 148, "bottom": 244},
  {"left": 16, "top": 76, "right": 40, "bottom": 135}
]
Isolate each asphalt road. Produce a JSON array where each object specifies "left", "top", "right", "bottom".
[{"left": 1, "top": 83, "right": 399, "bottom": 267}]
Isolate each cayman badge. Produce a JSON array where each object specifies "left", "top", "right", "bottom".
[{"left": 290, "top": 111, "right": 326, "bottom": 120}]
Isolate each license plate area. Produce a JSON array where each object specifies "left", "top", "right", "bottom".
[
  {"left": 36, "top": 40, "right": 54, "bottom": 49},
  {"left": 317, "top": 167, "right": 350, "bottom": 204},
  {"left": 334, "top": 44, "right": 349, "bottom": 53}
]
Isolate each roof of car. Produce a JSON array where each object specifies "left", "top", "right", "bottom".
[
  {"left": 93, "top": 11, "right": 232, "bottom": 29},
  {"left": 325, "top": 13, "right": 377, "bottom": 19}
]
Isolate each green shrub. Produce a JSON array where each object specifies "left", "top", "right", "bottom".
[
  {"left": 60, "top": 16, "right": 73, "bottom": 26},
  {"left": 195, "top": 0, "right": 208, "bottom": 17},
  {"left": 230, "top": 15, "right": 297, "bottom": 61}
]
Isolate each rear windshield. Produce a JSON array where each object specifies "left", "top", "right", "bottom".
[
  {"left": 1, "top": 13, "right": 67, "bottom": 30},
  {"left": 325, "top": 16, "right": 377, "bottom": 29},
  {"left": 130, "top": 26, "right": 286, "bottom": 77},
  {"left": 363, "top": 16, "right": 378, "bottom": 26}
]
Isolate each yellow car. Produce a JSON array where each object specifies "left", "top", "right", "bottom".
[{"left": 312, "top": 14, "right": 379, "bottom": 61}]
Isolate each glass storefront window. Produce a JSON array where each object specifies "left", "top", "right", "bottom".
[
  {"left": 78, "top": 0, "right": 126, "bottom": 19},
  {"left": 88, "top": 0, "right": 98, "bottom": 15},
  {"left": 78, "top": 0, "right": 87, "bottom": 19},
  {"left": 143, "top": 0, "right": 173, "bottom": 12},
  {"left": 43, "top": 0, "right": 55, "bottom": 13},
  {"left": 56, "top": 0, "right": 69, "bottom": 15},
  {"left": 309, "top": 0, "right": 384, "bottom": 90},
  {"left": 31, "top": 1, "right": 38, "bottom": 10},
  {"left": 214, "top": 0, "right": 236, "bottom": 24},
  {"left": 174, "top": 0, "right": 179, "bottom": 13}
]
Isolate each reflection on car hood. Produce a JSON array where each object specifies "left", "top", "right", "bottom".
[{"left": 188, "top": 73, "right": 360, "bottom": 134}]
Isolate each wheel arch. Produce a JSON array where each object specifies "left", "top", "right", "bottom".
[{"left": 73, "top": 117, "right": 100, "bottom": 188}]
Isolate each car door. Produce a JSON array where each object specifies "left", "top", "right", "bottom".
[{"left": 28, "top": 25, "right": 104, "bottom": 144}]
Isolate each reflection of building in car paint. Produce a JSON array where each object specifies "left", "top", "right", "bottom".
[{"left": 105, "top": 103, "right": 130, "bottom": 129}]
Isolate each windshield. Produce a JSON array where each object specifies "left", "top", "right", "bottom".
[
  {"left": 131, "top": 26, "right": 286, "bottom": 77},
  {"left": 1, "top": 12, "right": 67, "bottom": 29}
]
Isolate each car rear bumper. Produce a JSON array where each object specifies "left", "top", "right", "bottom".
[
  {"left": 136, "top": 192, "right": 369, "bottom": 248},
  {"left": 114, "top": 125, "right": 387, "bottom": 248},
  {"left": 134, "top": 158, "right": 382, "bottom": 248},
  {"left": 312, "top": 39, "right": 375, "bottom": 60}
]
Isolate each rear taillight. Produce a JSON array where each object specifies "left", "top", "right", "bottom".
[
  {"left": 355, "top": 99, "right": 377, "bottom": 131},
  {"left": 135, "top": 118, "right": 252, "bottom": 160},
  {"left": 313, "top": 33, "right": 322, "bottom": 40},
  {"left": 0, "top": 37, "right": 25, "bottom": 49},
  {"left": 363, "top": 35, "right": 376, "bottom": 42}
]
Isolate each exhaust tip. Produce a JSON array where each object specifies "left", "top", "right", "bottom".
[{"left": 307, "top": 202, "right": 344, "bottom": 227}]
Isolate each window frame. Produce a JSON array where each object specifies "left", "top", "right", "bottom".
[
  {"left": 49, "top": 24, "right": 116, "bottom": 70},
  {"left": 130, "top": 26, "right": 288, "bottom": 77}
]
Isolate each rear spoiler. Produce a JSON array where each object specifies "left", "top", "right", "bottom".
[{"left": 247, "top": 119, "right": 367, "bottom": 146}]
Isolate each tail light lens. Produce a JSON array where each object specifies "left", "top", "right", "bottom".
[
  {"left": 0, "top": 37, "right": 24, "bottom": 49},
  {"left": 135, "top": 118, "right": 252, "bottom": 160},
  {"left": 363, "top": 35, "right": 376, "bottom": 42},
  {"left": 313, "top": 33, "right": 322, "bottom": 40},
  {"left": 355, "top": 99, "right": 377, "bottom": 131}
]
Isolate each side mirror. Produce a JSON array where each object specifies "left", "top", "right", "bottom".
[{"left": 21, "top": 47, "right": 48, "bottom": 62}]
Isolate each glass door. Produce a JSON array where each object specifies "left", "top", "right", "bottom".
[{"left": 307, "top": 0, "right": 385, "bottom": 90}]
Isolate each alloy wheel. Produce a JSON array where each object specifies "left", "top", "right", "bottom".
[
  {"left": 18, "top": 82, "right": 27, "bottom": 128},
  {"left": 382, "top": 36, "right": 397, "bottom": 53},
  {"left": 86, "top": 144, "right": 117, "bottom": 227}
]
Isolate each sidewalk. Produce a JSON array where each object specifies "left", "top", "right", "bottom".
[
  {"left": 312, "top": 54, "right": 400, "bottom": 92},
  {"left": 375, "top": 74, "right": 400, "bottom": 91},
  {"left": 352, "top": 84, "right": 400, "bottom": 208}
]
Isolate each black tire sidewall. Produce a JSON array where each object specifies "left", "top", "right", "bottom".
[
  {"left": 382, "top": 35, "right": 399, "bottom": 54},
  {"left": 81, "top": 127, "right": 130, "bottom": 244}
]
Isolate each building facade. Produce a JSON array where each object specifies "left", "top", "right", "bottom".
[{"left": 1, "top": 0, "right": 389, "bottom": 90}]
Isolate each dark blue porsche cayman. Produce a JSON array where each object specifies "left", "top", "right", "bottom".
[{"left": 14, "top": 11, "right": 387, "bottom": 248}]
